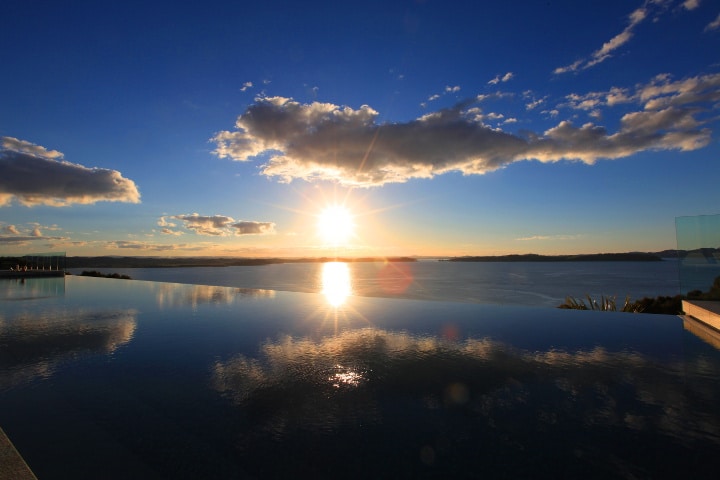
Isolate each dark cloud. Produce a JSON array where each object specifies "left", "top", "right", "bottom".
[
  {"left": 169, "top": 213, "right": 276, "bottom": 236},
  {"left": 231, "top": 221, "right": 275, "bottom": 235},
  {"left": 173, "top": 214, "right": 235, "bottom": 236},
  {"left": 212, "top": 74, "right": 717, "bottom": 186},
  {"left": 0, "top": 137, "right": 141, "bottom": 207},
  {"left": 0, "top": 235, "right": 64, "bottom": 244},
  {"left": 108, "top": 241, "right": 209, "bottom": 251}
]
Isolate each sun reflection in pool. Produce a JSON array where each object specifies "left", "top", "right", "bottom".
[
  {"left": 322, "top": 262, "right": 352, "bottom": 307},
  {"left": 328, "top": 364, "right": 364, "bottom": 388}
]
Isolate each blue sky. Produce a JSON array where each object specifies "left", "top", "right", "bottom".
[{"left": 1, "top": 0, "right": 719, "bottom": 257}]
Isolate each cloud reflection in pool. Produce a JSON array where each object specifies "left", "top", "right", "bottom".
[
  {"left": 3, "top": 276, "right": 720, "bottom": 478},
  {"left": 212, "top": 326, "right": 720, "bottom": 450},
  {"left": 154, "top": 282, "right": 276, "bottom": 308},
  {"left": 0, "top": 308, "right": 137, "bottom": 388}
]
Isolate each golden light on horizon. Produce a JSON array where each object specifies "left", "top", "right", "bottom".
[
  {"left": 317, "top": 205, "right": 355, "bottom": 246},
  {"left": 321, "top": 262, "right": 352, "bottom": 307}
]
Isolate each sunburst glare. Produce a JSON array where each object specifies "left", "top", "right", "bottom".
[
  {"left": 317, "top": 205, "right": 355, "bottom": 246},
  {"left": 321, "top": 262, "right": 352, "bottom": 307}
]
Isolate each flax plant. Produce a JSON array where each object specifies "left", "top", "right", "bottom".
[{"left": 559, "top": 295, "right": 644, "bottom": 313}]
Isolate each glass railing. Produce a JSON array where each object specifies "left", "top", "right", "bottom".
[{"left": 676, "top": 214, "right": 720, "bottom": 296}]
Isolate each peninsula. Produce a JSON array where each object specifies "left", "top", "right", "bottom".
[{"left": 443, "top": 252, "right": 664, "bottom": 262}]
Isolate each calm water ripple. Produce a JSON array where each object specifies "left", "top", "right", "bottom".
[
  {"left": 69, "top": 259, "right": 687, "bottom": 307},
  {"left": 3, "top": 276, "right": 720, "bottom": 478}
]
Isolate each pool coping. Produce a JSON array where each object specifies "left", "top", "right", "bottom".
[
  {"left": 682, "top": 300, "right": 720, "bottom": 332},
  {"left": 0, "top": 427, "right": 37, "bottom": 480}
]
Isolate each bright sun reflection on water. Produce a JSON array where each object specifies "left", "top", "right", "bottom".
[
  {"left": 328, "top": 364, "right": 364, "bottom": 388},
  {"left": 322, "top": 262, "right": 352, "bottom": 307}
]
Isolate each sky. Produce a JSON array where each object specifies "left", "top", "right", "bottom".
[{"left": 1, "top": 0, "right": 720, "bottom": 258}]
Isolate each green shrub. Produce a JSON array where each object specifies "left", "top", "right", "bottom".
[
  {"left": 558, "top": 295, "right": 642, "bottom": 312},
  {"left": 79, "top": 270, "right": 131, "bottom": 280},
  {"left": 558, "top": 276, "right": 719, "bottom": 315}
]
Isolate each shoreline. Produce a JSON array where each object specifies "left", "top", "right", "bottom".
[
  {"left": 64, "top": 256, "right": 419, "bottom": 269},
  {"left": 443, "top": 253, "right": 665, "bottom": 262},
  {"left": 61, "top": 252, "right": 675, "bottom": 269}
]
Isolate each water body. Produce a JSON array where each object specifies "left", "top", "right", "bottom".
[
  {"left": 70, "top": 260, "right": 684, "bottom": 307},
  {"left": 2, "top": 276, "right": 719, "bottom": 479}
]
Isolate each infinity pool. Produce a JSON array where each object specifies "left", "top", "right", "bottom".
[{"left": 1, "top": 276, "right": 719, "bottom": 478}]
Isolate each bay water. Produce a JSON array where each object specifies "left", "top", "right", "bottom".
[{"left": 69, "top": 259, "right": 685, "bottom": 307}]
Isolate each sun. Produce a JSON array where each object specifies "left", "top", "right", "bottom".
[{"left": 317, "top": 205, "right": 355, "bottom": 245}]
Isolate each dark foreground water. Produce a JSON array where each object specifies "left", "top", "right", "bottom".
[{"left": 2, "top": 276, "right": 720, "bottom": 479}]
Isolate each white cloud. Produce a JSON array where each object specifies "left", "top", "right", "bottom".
[
  {"left": 516, "top": 234, "right": 581, "bottom": 241},
  {"left": 705, "top": 12, "right": 720, "bottom": 31},
  {"left": 563, "top": 93, "right": 603, "bottom": 111},
  {"left": 425, "top": 86, "right": 461, "bottom": 105},
  {"left": 212, "top": 77, "right": 716, "bottom": 187},
  {"left": 553, "top": 60, "right": 583, "bottom": 75},
  {"left": 683, "top": 0, "right": 700, "bottom": 10},
  {"left": 606, "top": 87, "right": 633, "bottom": 106},
  {"left": 488, "top": 72, "right": 513, "bottom": 85},
  {"left": 560, "top": 73, "right": 720, "bottom": 114},
  {"left": 158, "top": 216, "right": 176, "bottom": 228},
  {"left": 0, "top": 137, "right": 140, "bottom": 207},
  {"left": 553, "top": 2, "right": 664, "bottom": 74},
  {"left": 638, "top": 72, "right": 720, "bottom": 109},
  {"left": 106, "top": 240, "right": 210, "bottom": 251},
  {"left": 2, "top": 136, "right": 63, "bottom": 159},
  {"left": 526, "top": 97, "right": 546, "bottom": 110},
  {"left": 240, "top": 81, "right": 253, "bottom": 92},
  {"left": 0, "top": 223, "right": 67, "bottom": 245}
]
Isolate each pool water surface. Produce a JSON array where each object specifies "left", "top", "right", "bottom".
[{"left": 1, "top": 276, "right": 719, "bottom": 479}]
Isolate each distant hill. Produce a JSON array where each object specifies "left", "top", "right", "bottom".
[
  {"left": 654, "top": 250, "right": 682, "bottom": 258},
  {"left": 48, "top": 249, "right": 720, "bottom": 269},
  {"left": 443, "top": 248, "right": 720, "bottom": 262},
  {"left": 64, "top": 256, "right": 417, "bottom": 269},
  {"left": 676, "top": 247, "right": 720, "bottom": 264},
  {"left": 443, "top": 252, "right": 664, "bottom": 262}
]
